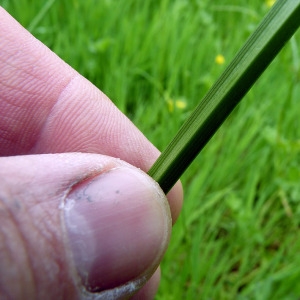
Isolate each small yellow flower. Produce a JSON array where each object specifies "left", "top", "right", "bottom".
[
  {"left": 215, "top": 54, "right": 225, "bottom": 65},
  {"left": 165, "top": 93, "right": 187, "bottom": 113},
  {"left": 266, "top": 0, "right": 275, "bottom": 8},
  {"left": 175, "top": 99, "right": 187, "bottom": 109}
]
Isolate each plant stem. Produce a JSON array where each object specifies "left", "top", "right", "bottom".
[{"left": 148, "top": 0, "right": 300, "bottom": 194}]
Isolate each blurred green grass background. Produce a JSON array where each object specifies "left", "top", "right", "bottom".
[{"left": 2, "top": 0, "right": 300, "bottom": 298}]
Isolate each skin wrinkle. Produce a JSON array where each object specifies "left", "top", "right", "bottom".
[
  {"left": 0, "top": 158, "right": 83, "bottom": 299},
  {"left": 5, "top": 182, "right": 49, "bottom": 298},
  {"left": 26, "top": 204, "right": 72, "bottom": 299},
  {"left": 0, "top": 195, "right": 35, "bottom": 298},
  {"left": 0, "top": 34, "right": 53, "bottom": 99},
  {"left": 28, "top": 73, "right": 78, "bottom": 153},
  {"left": 30, "top": 75, "right": 127, "bottom": 156},
  {"left": 31, "top": 214, "right": 63, "bottom": 298},
  {"left": 0, "top": 9, "right": 77, "bottom": 155},
  {"left": 53, "top": 76, "right": 101, "bottom": 147},
  {"left": 0, "top": 58, "right": 43, "bottom": 97}
]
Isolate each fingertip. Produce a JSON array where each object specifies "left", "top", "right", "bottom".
[{"left": 64, "top": 166, "right": 171, "bottom": 293}]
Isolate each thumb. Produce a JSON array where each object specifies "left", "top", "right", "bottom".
[{"left": 0, "top": 153, "right": 171, "bottom": 299}]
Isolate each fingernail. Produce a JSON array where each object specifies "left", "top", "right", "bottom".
[{"left": 63, "top": 167, "right": 171, "bottom": 293}]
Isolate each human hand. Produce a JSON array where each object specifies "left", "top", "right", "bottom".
[{"left": 0, "top": 7, "right": 183, "bottom": 300}]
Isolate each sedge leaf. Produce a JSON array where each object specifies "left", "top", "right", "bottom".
[{"left": 148, "top": 0, "right": 300, "bottom": 194}]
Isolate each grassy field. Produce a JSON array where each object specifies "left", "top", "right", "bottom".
[{"left": 3, "top": 0, "right": 300, "bottom": 298}]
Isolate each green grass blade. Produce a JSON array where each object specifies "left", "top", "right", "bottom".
[
  {"left": 27, "top": 0, "right": 56, "bottom": 32},
  {"left": 148, "top": 0, "right": 300, "bottom": 194}
]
